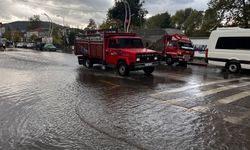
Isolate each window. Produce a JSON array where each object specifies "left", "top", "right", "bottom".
[
  {"left": 109, "top": 39, "right": 118, "bottom": 48},
  {"left": 215, "top": 37, "right": 250, "bottom": 50},
  {"left": 117, "top": 38, "right": 144, "bottom": 48},
  {"left": 167, "top": 41, "right": 177, "bottom": 47}
]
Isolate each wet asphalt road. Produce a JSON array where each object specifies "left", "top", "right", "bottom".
[{"left": 0, "top": 48, "right": 250, "bottom": 150}]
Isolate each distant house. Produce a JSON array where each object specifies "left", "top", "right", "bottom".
[{"left": 25, "top": 28, "right": 50, "bottom": 42}]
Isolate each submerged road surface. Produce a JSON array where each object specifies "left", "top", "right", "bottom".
[{"left": 1, "top": 49, "right": 250, "bottom": 150}]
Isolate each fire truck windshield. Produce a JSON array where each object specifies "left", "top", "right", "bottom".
[
  {"left": 178, "top": 42, "right": 193, "bottom": 50},
  {"left": 117, "top": 38, "right": 144, "bottom": 48}
]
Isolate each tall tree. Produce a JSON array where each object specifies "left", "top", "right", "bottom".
[
  {"left": 84, "top": 19, "right": 97, "bottom": 30},
  {"left": 28, "top": 15, "right": 41, "bottom": 30},
  {"left": 146, "top": 11, "right": 172, "bottom": 29},
  {"left": 208, "top": 0, "right": 250, "bottom": 28},
  {"left": 107, "top": 0, "right": 148, "bottom": 29},
  {"left": 172, "top": 8, "right": 204, "bottom": 36},
  {"left": 201, "top": 8, "right": 220, "bottom": 32}
]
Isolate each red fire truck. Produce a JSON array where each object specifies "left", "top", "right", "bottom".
[
  {"left": 136, "top": 29, "right": 194, "bottom": 66},
  {"left": 74, "top": 30, "right": 161, "bottom": 76}
]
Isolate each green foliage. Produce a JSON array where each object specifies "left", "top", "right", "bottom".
[
  {"left": 28, "top": 15, "right": 41, "bottom": 30},
  {"left": 208, "top": 0, "right": 250, "bottom": 28},
  {"left": 107, "top": 0, "right": 148, "bottom": 29},
  {"left": 3, "top": 31, "right": 21, "bottom": 42},
  {"left": 99, "top": 19, "right": 122, "bottom": 29},
  {"left": 84, "top": 19, "right": 97, "bottom": 30},
  {"left": 172, "top": 8, "right": 204, "bottom": 36},
  {"left": 30, "top": 34, "right": 38, "bottom": 42},
  {"left": 146, "top": 11, "right": 172, "bottom": 29},
  {"left": 201, "top": 8, "right": 219, "bottom": 32}
]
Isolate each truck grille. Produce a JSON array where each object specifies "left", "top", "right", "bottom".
[{"left": 136, "top": 53, "right": 159, "bottom": 63}]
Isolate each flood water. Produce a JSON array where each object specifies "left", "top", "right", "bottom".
[{"left": 0, "top": 49, "right": 250, "bottom": 150}]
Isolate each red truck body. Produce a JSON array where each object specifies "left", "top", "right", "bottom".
[
  {"left": 74, "top": 30, "right": 161, "bottom": 76},
  {"left": 135, "top": 29, "right": 194, "bottom": 66},
  {"left": 163, "top": 34, "right": 194, "bottom": 65}
]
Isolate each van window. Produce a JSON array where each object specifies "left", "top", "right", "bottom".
[{"left": 215, "top": 37, "right": 250, "bottom": 50}]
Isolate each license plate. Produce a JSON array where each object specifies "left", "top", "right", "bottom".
[{"left": 145, "top": 63, "right": 153, "bottom": 66}]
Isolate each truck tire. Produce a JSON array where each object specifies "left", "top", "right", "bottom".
[
  {"left": 85, "top": 58, "right": 93, "bottom": 68},
  {"left": 143, "top": 67, "right": 155, "bottom": 75},
  {"left": 117, "top": 62, "right": 129, "bottom": 76},
  {"left": 179, "top": 61, "right": 188, "bottom": 67},
  {"left": 166, "top": 56, "right": 174, "bottom": 66},
  {"left": 226, "top": 61, "right": 241, "bottom": 73}
]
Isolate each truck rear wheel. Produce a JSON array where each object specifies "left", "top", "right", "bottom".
[
  {"left": 117, "top": 62, "right": 129, "bottom": 76},
  {"left": 179, "top": 61, "right": 188, "bottom": 67},
  {"left": 143, "top": 67, "right": 155, "bottom": 75},
  {"left": 85, "top": 58, "right": 93, "bottom": 68}
]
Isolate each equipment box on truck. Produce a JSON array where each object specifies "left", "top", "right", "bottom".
[
  {"left": 207, "top": 27, "right": 250, "bottom": 73},
  {"left": 136, "top": 29, "right": 194, "bottom": 66},
  {"left": 74, "top": 30, "right": 161, "bottom": 76}
]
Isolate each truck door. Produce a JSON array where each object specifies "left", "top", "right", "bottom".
[
  {"left": 166, "top": 40, "right": 178, "bottom": 55},
  {"left": 105, "top": 38, "right": 118, "bottom": 65}
]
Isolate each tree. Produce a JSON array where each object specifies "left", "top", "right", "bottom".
[
  {"left": 84, "top": 19, "right": 97, "bottom": 30},
  {"left": 145, "top": 11, "right": 172, "bottom": 29},
  {"left": 208, "top": 0, "right": 250, "bottom": 28},
  {"left": 107, "top": 0, "right": 148, "bottom": 29},
  {"left": 28, "top": 15, "right": 41, "bottom": 30},
  {"left": 99, "top": 19, "right": 122, "bottom": 29},
  {"left": 30, "top": 34, "right": 38, "bottom": 42},
  {"left": 172, "top": 8, "right": 204, "bottom": 36},
  {"left": 201, "top": 8, "right": 220, "bottom": 32}
]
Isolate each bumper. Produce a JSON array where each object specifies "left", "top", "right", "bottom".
[{"left": 131, "top": 61, "right": 160, "bottom": 70}]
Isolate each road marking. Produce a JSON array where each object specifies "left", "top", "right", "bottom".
[
  {"left": 162, "top": 81, "right": 250, "bottom": 104},
  {"left": 151, "top": 77, "right": 249, "bottom": 97},
  {"left": 223, "top": 111, "right": 250, "bottom": 125},
  {"left": 99, "top": 80, "right": 120, "bottom": 88},
  {"left": 218, "top": 91, "right": 250, "bottom": 104}
]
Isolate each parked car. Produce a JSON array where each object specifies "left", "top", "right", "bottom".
[
  {"left": 42, "top": 44, "right": 57, "bottom": 51},
  {"left": 16, "top": 42, "right": 25, "bottom": 48},
  {"left": 26, "top": 43, "right": 35, "bottom": 49}
]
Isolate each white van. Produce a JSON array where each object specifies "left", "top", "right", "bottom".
[{"left": 207, "top": 27, "right": 250, "bottom": 73}]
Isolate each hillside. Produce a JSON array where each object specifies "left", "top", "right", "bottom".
[{"left": 3, "top": 21, "right": 63, "bottom": 32}]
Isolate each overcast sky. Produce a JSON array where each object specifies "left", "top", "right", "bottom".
[{"left": 0, "top": 0, "right": 209, "bottom": 28}]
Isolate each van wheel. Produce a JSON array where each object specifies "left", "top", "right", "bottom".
[
  {"left": 143, "top": 67, "right": 155, "bottom": 75},
  {"left": 85, "top": 58, "right": 93, "bottom": 68},
  {"left": 226, "top": 61, "right": 241, "bottom": 73},
  {"left": 117, "top": 62, "right": 129, "bottom": 76}
]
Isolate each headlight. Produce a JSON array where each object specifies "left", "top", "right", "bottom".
[
  {"left": 136, "top": 58, "right": 140, "bottom": 62},
  {"left": 154, "top": 56, "right": 158, "bottom": 60}
]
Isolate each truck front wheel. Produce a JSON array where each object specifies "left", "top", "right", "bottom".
[
  {"left": 143, "top": 67, "right": 155, "bottom": 75},
  {"left": 117, "top": 62, "right": 129, "bottom": 76},
  {"left": 85, "top": 58, "right": 93, "bottom": 68},
  {"left": 166, "top": 56, "right": 174, "bottom": 66}
]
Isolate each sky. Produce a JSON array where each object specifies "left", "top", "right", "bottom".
[{"left": 0, "top": 0, "right": 209, "bottom": 28}]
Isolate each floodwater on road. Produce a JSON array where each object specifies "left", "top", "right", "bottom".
[{"left": 0, "top": 49, "right": 250, "bottom": 150}]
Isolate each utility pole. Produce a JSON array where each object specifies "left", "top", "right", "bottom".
[
  {"left": 42, "top": 13, "right": 53, "bottom": 37},
  {"left": 121, "top": 0, "right": 131, "bottom": 33},
  {"left": 56, "top": 15, "right": 66, "bottom": 51}
]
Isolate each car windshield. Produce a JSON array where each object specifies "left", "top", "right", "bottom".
[
  {"left": 178, "top": 42, "right": 193, "bottom": 50},
  {"left": 113, "top": 38, "right": 144, "bottom": 48}
]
